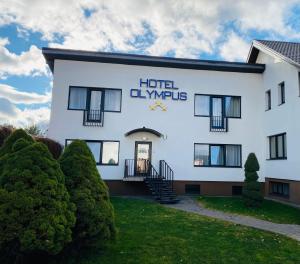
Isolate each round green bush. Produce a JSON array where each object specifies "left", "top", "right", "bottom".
[
  {"left": 59, "top": 140, "right": 116, "bottom": 249},
  {"left": 0, "top": 137, "right": 76, "bottom": 261}
]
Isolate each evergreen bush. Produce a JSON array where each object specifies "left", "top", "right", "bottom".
[
  {"left": 242, "top": 153, "right": 263, "bottom": 207},
  {"left": 0, "top": 129, "right": 33, "bottom": 156},
  {"left": 59, "top": 140, "right": 116, "bottom": 249},
  {"left": 0, "top": 136, "right": 76, "bottom": 262}
]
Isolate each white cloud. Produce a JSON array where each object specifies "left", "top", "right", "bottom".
[
  {"left": 0, "top": 84, "right": 51, "bottom": 104},
  {"left": 220, "top": 33, "right": 250, "bottom": 61},
  {"left": 1, "top": 0, "right": 300, "bottom": 61},
  {"left": 0, "top": 97, "right": 50, "bottom": 128},
  {"left": 0, "top": 37, "right": 48, "bottom": 79}
]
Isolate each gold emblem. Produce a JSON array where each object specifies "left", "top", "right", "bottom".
[{"left": 149, "top": 101, "right": 167, "bottom": 111}]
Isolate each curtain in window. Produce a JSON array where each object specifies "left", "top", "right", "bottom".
[
  {"left": 104, "top": 90, "right": 121, "bottom": 111},
  {"left": 86, "top": 142, "right": 101, "bottom": 163},
  {"left": 89, "top": 90, "right": 102, "bottom": 120},
  {"left": 225, "top": 145, "right": 241, "bottom": 166},
  {"left": 225, "top": 97, "right": 240, "bottom": 117},
  {"left": 270, "top": 136, "right": 276, "bottom": 158},
  {"left": 69, "top": 87, "right": 87, "bottom": 109},
  {"left": 194, "top": 144, "right": 209, "bottom": 166},
  {"left": 195, "top": 95, "right": 210, "bottom": 116},
  {"left": 102, "top": 142, "right": 119, "bottom": 164},
  {"left": 277, "top": 135, "right": 284, "bottom": 158},
  {"left": 210, "top": 145, "right": 224, "bottom": 166}
]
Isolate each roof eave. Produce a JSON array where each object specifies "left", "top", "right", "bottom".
[{"left": 42, "top": 47, "right": 265, "bottom": 74}]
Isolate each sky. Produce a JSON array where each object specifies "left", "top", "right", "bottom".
[{"left": 1, "top": 0, "right": 300, "bottom": 130}]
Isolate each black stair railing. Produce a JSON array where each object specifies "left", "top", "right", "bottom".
[{"left": 159, "top": 160, "right": 174, "bottom": 192}]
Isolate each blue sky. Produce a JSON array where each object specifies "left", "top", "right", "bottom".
[{"left": 1, "top": 0, "right": 300, "bottom": 129}]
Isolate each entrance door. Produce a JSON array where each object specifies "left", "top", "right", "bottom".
[
  {"left": 211, "top": 96, "right": 224, "bottom": 128},
  {"left": 134, "top": 142, "right": 152, "bottom": 176}
]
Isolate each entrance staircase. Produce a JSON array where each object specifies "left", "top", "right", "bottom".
[{"left": 124, "top": 159, "right": 179, "bottom": 204}]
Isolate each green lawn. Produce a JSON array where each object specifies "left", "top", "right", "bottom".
[
  {"left": 198, "top": 196, "right": 300, "bottom": 225},
  {"left": 56, "top": 197, "right": 300, "bottom": 264}
]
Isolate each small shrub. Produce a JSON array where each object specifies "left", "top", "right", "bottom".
[
  {"left": 0, "top": 125, "right": 15, "bottom": 148},
  {"left": 242, "top": 153, "right": 263, "bottom": 207},
  {"left": 0, "top": 136, "right": 76, "bottom": 262},
  {"left": 59, "top": 140, "right": 116, "bottom": 250},
  {"left": 35, "top": 137, "right": 63, "bottom": 159},
  {"left": 0, "top": 129, "right": 33, "bottom": 157},
  {"left": 24, "top": 124, "right": 42, "bottom": 136}
]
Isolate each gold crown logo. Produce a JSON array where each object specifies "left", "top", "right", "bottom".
[{"left": 149, "top": 101, "right": 167, "bottom": 111}]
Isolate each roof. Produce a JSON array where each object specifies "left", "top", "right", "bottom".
[
  {"left": 42, "top": 47, "right": 265, "bottom": 74},
  {"left": 248, "top": 40, "right": 300, "bottom": 67}
]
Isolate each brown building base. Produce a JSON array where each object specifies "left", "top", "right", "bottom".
[
  {"left": 265, "top": 177, "right": 300, "bottom": 205},
  {"left": 105, "top": 180, "right": 265, "bottom": 197}
]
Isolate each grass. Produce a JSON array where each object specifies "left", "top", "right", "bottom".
[
  {"left": 198, "top": 196, "right": 300, "bottom": 225},
  {"left": 56, "top": 197, "right": 300, "bottom": 264}
]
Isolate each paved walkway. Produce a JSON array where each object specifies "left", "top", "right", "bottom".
[{"left": 165, "top": 196, "right": 300, "bottom": 241}]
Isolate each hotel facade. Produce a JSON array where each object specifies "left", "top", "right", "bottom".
[{"left": 43, "top": 40, "right": 300, "bottom": 204}]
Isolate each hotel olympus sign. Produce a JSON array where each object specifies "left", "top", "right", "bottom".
[{"left": 130, "top": 78, "right": 187, "bottom": 101}]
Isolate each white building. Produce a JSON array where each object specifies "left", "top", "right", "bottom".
[{"left": 43, "top": 40, "right": 300, "bottom": 204}]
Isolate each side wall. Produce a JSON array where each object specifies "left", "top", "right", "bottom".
[{"left": 257, "top": 51, "right": 300, "bottom": 204}]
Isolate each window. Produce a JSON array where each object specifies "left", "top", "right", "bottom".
[
  {"left": 278, "top": 82, "right": 285, "bottom": 105},
  {"left": 265, "top": 90, "right": 271, "bottom": 110},
  {"left": 68, "top": 87, "right": 87, "bottom": 110},
  {"left": 68, "top": 87, "right": 121, "bottom": 112},
  {"left": 185, "top": 184, "right": 201, "bottom": 195},
  {"left": 269, "top": 133, "right": 287, "bottom": 159},
  {"left": 225, "top": 96, "right": 241, "bottom": 117},
  {"left": 194, "top": 144, "right": 241, "bottom": 167},
  {"left": 66, "top": 139, "right": 119, "bottom": 165},
  {"left": 194, "top": 94, "right": 241, "bottom": 118},
  {"left": 194, "top": 144, "right": 209, "bottom": 166},
  {"left": 102, "top": 141, "right": 119, "bottom": 165},
  {"left": 104, "top": 89, "right": 122, "bottom": 112},
  {"left": 195, "top": 95, "right": 210, "bottom": 116},
  {"left": 270, "top": 181, "right": 289, "bottom": 197}
]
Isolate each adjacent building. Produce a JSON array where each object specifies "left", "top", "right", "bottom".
[{"left": 42, "top": 40, "right": 300, "bottom": 204}]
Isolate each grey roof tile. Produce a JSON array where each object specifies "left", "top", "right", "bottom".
[{"left": 256, "top": 40, "right": 300, "bottom": 65}]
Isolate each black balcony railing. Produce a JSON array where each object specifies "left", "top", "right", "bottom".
[
  {"left": 83, "top": 109, "right": 104, "bottom": 127},
  {"left": 210, "top": 116, "right": 228, "bottom": 132}
]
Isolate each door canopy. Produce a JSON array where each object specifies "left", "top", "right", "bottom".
[{"left": 125, "top": 126, "right": 163, "bottom": 138}]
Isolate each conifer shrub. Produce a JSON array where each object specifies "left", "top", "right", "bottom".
[
  {"left": 35, "top": 137, "right": 63, "bottom": 159},
  {"left": 0, "top": 136, "right": 76, "bottom": 262},
  {"left": 0, "top": 129, "right": 33, "bottom": 156},
  {"left": 0, "top": 125, "right": 15, "bottom": 148},
  {"left": 59, "top": 140, "right": 116, "bottom": 249},
  {"left": 242, "top": 153, "right": 263, "bottom": 207}
]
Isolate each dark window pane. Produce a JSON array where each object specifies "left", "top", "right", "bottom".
[{"left": 194, "top": 144, "right": 209, "bottom": 166}]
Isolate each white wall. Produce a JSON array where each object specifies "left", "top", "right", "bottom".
[
  {"left": 257, "top": 51, "right": 300, "bottom": 181},
  {"left": 48, "top": 59, "right": 265, "bottom": 181}
]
